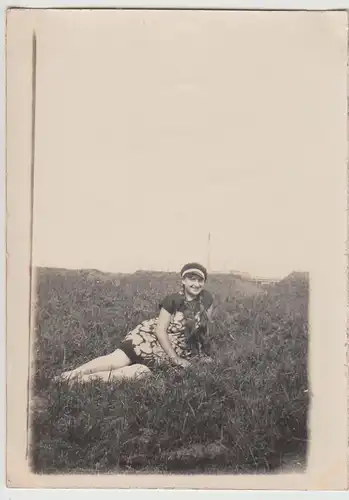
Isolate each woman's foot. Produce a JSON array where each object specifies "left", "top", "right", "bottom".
[{"left": 54, "top": 369, "right": 79, "bottom": 383}]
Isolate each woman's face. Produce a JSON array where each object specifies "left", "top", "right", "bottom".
[{"left": 182, "top": 273, "right": 205, "bottom": 298}]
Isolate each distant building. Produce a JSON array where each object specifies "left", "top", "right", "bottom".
[
  {"left": 229, "top": 270, "right": 252, "bottom": 280},
  {"left": 250, "top": 277, "right": 280, "bottom": 286},
  {"left": 228, "top": 270, "right": 281, "bottom": 285}
]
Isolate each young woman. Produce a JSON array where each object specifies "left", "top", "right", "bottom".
[{"left": 58, "top": 262, "right": 214, "bottom": 383}]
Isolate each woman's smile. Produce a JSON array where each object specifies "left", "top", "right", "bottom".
[{"left": 182, "top": 273, "right": 205, "bottom": 298}]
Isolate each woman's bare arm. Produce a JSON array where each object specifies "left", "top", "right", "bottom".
[{"left": 155, "top": 308, "right": 190, "bottom": 366}]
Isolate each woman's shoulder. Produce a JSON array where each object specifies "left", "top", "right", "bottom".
[
  {"left": 201, "top": 289, "right": 213, "bottom": 308},
  {"left": 159, "top": 292, "right": 184, "bottom": 314}
]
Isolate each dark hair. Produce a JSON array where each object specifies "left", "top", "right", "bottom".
[
  {"left": 180, "top": 262, "right": 208, "bottom": 281},
  {"left": 179, "top": 287, "right": 210, "bottom": 356}
]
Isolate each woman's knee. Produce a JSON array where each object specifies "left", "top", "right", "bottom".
[
  {"left": 108, "top": 348, "right": 132, "bottom": 367},
  {"left": 133, "top": 364, "right": 152, "bottom": 377},
  {"left": 115, "top": 364, "right": 152, "bottom": 380}
]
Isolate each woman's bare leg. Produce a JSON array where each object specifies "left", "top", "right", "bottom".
[
  {"left": 79, "top": 364, "right": 152, "bottom": 383},
  {"left": 58, "top": 349, "right": 133, "bottom": 381}
]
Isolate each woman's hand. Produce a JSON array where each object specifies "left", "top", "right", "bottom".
[
  {"left": 173, "top": 357, "right": 191, "bottom": 368},
  {"left": 190, "top": 355, "right": 213, "bottom": 365},
  {"left": 199, "top": 356, "right": 213, "bottom": 364}
]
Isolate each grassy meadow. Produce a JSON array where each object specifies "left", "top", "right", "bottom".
[{"left": 30, "top": 267, "right": 309, "bottom": 474}]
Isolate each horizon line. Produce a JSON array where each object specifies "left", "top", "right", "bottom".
[{"left": 34, "top": 264, "right": 309, "bottom": 281}]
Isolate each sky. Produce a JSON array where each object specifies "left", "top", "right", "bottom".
[{"left": 30, "top": 10, "right": 347, "bottom": 279}]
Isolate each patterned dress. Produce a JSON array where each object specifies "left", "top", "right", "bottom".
[{"left": 119, "top": 290, "right": 213, "bottom": 368}]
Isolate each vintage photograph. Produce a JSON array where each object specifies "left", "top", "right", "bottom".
[
  {"left": 5, "top": 8, "right": 348, "bottom": 488},
  {"left": 31, "top": 266, "right": 309, "bottom": 474},
  {"left": 27, "top": 9, "right": 310, "bottom": 475}
]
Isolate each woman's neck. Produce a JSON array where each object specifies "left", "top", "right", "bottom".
[{"left": 184, "top": 291, "right": 199, "bottom": 302}]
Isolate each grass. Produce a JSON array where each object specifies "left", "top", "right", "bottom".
[{"left": 30, "top": 268, "right": 309, "bottom": 474}]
